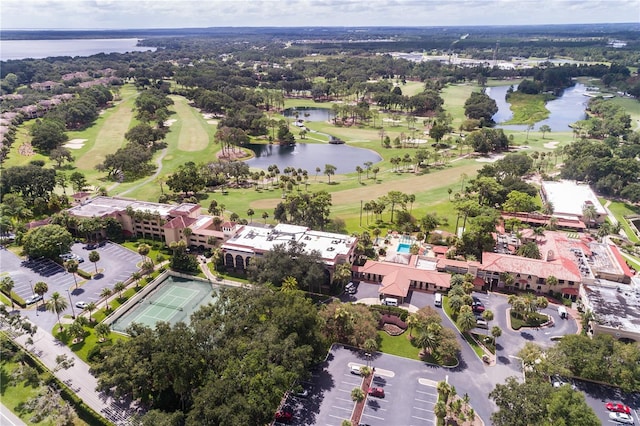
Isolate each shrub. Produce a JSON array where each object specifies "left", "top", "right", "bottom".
[
  {"left": 77, "top": 269, "right": 92, "bottom": 279},
  {"left": 369, "top": 305, "right": 409, "bottom": 321},
  {"left": 379, "top": 313, "right": 407, "bottom": 329}
]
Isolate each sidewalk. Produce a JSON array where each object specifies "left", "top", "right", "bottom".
[
  {"left": 13, "top": 326, "right": 137, "bottom": 425},
  {"left": 1, "top": 403, "right": 25, "bottom": 426}
]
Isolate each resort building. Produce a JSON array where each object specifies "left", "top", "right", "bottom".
[
  {"left": 354, "top": 255, "right": 452, "bottom": 303},
  {"left": 66, "top": 196, "right": 236, "bottom": 247},
  {"left": 540, "top": 180, "right": 607, "bottom": 226},
  {"left": 221, "top": 223, "right": 358, "bottom": 279},
  {"left": 477, "top": 230, "right": 632, "bottom": 299}
]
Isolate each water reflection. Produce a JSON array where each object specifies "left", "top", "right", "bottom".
[
  {"left": 488, "top": 82, "right": 588, "bottom": 131},
  {"left": 246, "top": 143, "right": 381, "bottom": 173},
  {"left": 283, "top": 107, "right": 332, "bottom": 122}
]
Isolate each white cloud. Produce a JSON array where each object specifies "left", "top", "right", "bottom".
[{"left": 1, "top": 0, "right": 636, "bottom": 29}]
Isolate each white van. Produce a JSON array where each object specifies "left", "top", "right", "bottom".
[
  {"left": 382, "top": 297, "right": 398, "bottom": 307},
  {"left": 558, "top": 306, "right": 568, "bottom": 319},
  {"left": 434, "top": 293, "right": 442, "bottom": 307}
]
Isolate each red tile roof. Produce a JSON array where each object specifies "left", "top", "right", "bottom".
[
  {"left": 481, "top": 251, "right": 581, "bottom": 282},
  {"left": 163, "top": 216, "right": 197, "bottom": 230},
  {"left": 609, "top": 245, "right": 634, "bottom": 278},
  {"left": 357, "top": 260, "right": 451, "bottom": 298}
]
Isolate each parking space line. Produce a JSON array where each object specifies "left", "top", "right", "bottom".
[
  {"left": 415, "top": 398, "right": 436, "bottom": 403},
  {"left": 331, "top": 405, "right": 353, "bottom": 412},
  {"left": 361, "top": 413, "right": 384, "bottom": 420},
  {"left": 335, "top": 397, "right": 352, "bottom": 403},
  {"left": 416, "top": 390, "right": 437, "bottom": 396},
  {"left": 413, "top": 406, "right": 434, "bottom": 413},
  {"left": 412, "top": 415, "right": 435, "bottom": 422}
]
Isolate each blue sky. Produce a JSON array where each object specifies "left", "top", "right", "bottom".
[{"left": 1, "top": 0, "right": 638, "bottom": 29}]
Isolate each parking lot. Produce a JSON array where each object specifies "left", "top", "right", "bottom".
[
  {"left": 1, "top": 242, "right": 140, "bottom": 330},
  {"left": 280, "top": 345, "right": 441, "bottom": 426}
]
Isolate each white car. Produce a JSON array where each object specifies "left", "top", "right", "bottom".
[
  {"left": 25, "top": 294, "right": 43, "bottom": 305},
  {"left": 609, "top": 412, "right": 634, "bottom": 424},
  {"left": 75, "top": 301, "right": 88, "bottom": 309}
]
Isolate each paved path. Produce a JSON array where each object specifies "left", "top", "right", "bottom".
[
  {"left": 0, "top": 403, "right": 25, "bottom": 426},
  {"left": 13, "top": 325, "right": 138, "bottom": 425}
]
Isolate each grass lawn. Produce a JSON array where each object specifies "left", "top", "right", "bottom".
[
  {"left": 0, "top": 358, "right": 88, "bottom": 425},
  {"left": 169, "top": 94, "right": 211, "bottom": 152},
  {"left": 602, "top": 198, "right": 640, "bottom": 243},
  {"left": 53, "top": 323, "right": 126, "bottom": 363},
  {"left": 461, "top": 332, "right": 484, "bottom": 358},
  {"left": 377, "top": 330, "right": 421, "bottom": 360},
  {"left": 502, "top": 91, "right": 552, "bottom": 125}
]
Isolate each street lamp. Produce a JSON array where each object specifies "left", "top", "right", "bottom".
[{"left": 66, "top": 289, "right": 76, "bottom": 319}]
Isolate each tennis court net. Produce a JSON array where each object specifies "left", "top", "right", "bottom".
[{"left": 149, "top": 300, "right": 184, "bottom": 311}]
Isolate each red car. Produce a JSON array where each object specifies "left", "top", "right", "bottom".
[
  {"left": 606, "top": 402, "right": 632, "bottom": 415},
  {"left": 275, "top": 410, "right": 293, "bottom": 423},
  {"left": 368, "top": 387, "right": 385, "bottom": 398}
]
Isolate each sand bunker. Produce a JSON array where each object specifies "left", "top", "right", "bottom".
[
  {"left": 163, "top": 119, "right": 177, "bottom": 127},
  {"left": 64, "top": 139, "right": 87, "bottom": 149},
  {"left": 544, "top": 141, "right": 560, "bottom": 149},
  {"left": 476, "top": 154, "right": 505, "bottom": 163},
  {"left": 207, "top": 120, "right": 218, "bottom": 125}
]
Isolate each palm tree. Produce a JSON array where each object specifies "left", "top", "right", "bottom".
[
  {"left": 546, "top": 275, "right": 558, "bottom": 288},
  {"left": 582, "top": 204, "right": 598, "bottom": 228},
  {"left": 457, "top": 309, "right": 477, "bottom": 333},
  {"left": 0, "top": 277, "right": 15, "bottom": 308},
  {"left": 508, "top": 295, "right": 527, "bottom": 320},
  {"left": 416, "top": 323, "right": 441, "bottom": 355},
  {"left": 34, "top": 281, "right": 48, "bottom": 308},
  {"left": 46, "top": 292, "right": 68, "bottom": 331},
  {"left": 100, "top": 287, "right": 112, "bottom": 311},
  {"left": 246, "top": 208, "right": 254, "bottom": 223},
  {"left": 501, "top": 272, "right": 515, "bottom": 290},
  {"left": 113, "top": 281, "right": 126, "bottom": 299},
  {"left": 491, "top": 326, "right": 502, "bottom": 345},
  {"left": 131, "top": 271, "right": 142, "bottom": 289},
  {"left": 262, "top": 211, "right": 269, "bottom": 224},
  {"left": 281, "top": 276, "right": 298, "bottom": 293},
  {"left": 86, "top": 302, "right": 96, "bottom": 322},
  {"left": 406, "top": 314, "right": 419, "bottom": 337},
  {"left": 69, "top": 319, "right": 86, "bottom": 343},
  {"left": 448, "top": 295, "right": 464, "bottom": 315},
  {"left": 65, "top": 259, "right": 79, "bottom": 289},
  {"left": 324, "top": 164, "right": 336, "bottom": 184},
  {"left": 351, "top": 388, "right": 365, "bottom": 403},
  {"left": 363, "top": 338, "right": 378, "bottom": 353},
  {"left": 95, "top": 322, "right": 111, "bottom": 342},
  {"left": 89, "top": 250, "right": 100, "bottom": 274},
  {"left": 482, "top": 310, "right": 494, "bottom": 322},
  {"left": 434, "top": 400, "right": 448, "bottom": 421},
  {"left": 137, "top": 243, "right": 150, "bottom": 264}
]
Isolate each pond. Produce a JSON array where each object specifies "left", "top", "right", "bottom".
[
  {"left": 487, "top": 82, "right": 589, "bottom": 131},
  {"left": 245, "top": 143, "right": 382, "bottom": 173},
  {"left": 283, "top": 107, "right": 332, "bottom": 122}
]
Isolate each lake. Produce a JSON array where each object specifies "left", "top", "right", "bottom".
[
  {"left": 283, "top": 107, "right": 332, "bottom": 122},
  {"left": 246, "top": 143, "right": 381, "bottom": 173},
  {"left": 0, "top": 38, "right": 156, "bottom": 60},
  {"left": 487, "top": 82, "right": 589, "bottom": 131}
]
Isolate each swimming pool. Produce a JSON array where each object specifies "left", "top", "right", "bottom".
[{"left": 397, "top": 243, "right": 411, "bottom": 253}]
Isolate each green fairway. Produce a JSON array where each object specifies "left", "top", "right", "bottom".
[
  {"left": 170, "top": 94, "right": 211, "bottom": 152},
  {"left": 603, "top": 199, "right": 640, "bottom": 243},
  {"left": 75, "top": 85, "right": 139, "bottom": 171}
]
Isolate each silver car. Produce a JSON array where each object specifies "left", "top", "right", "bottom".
[{"left": 610, "top": 412, "right": 634, "bottom": 424}]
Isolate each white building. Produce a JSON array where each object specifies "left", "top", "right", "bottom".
[{"left": 540, "top": 180, "right": 607, "bottom": 225}]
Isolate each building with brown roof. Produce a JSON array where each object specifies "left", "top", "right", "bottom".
[{"left": 354, "top": 256, "right": 452, "bottom": 303}]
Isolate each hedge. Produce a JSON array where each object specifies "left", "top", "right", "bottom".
[
  {"left": 369, "top": 304, "right": 409, "bottom": 321},
  {"left": 1, "top": 334, "right": 113, "bottom": 426},
  {"left": 379, "top": 314, "right": 407, "bottom": 329},
  {"left": 1, "top": 290, "right": 25, "bottom": 308},
  {"left": 77, "top": 269, "right": 92, "bottom": 279}
]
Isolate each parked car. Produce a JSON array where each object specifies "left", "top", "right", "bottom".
[
  {"left": 292, "top": 383, "right": 310, "bottom": 398},
  {"left": 75, "top": 301, "right": 88, "bottom": 309},
  {"left": 345, "top": 282, "right": 357, "bottom": 294},
  {"left": 367, "top": 387, "right": 385, "bottom": 398},
  {"left": 472, "top": 297, "right": 485, "bottom": 312},
  {"left": 351, "top": 365, "right": 363, "bottom": 375},
  {"left": 475, "top": 318, "right": 488, "bottom": 329},
  {"left": 25, "top": 294, "right": 43, "bottom": 305},
  {"left": 609, "top": 412, "right": 634, "bottom": 424},
  {"left": 551, "top": 376, "right": 577, "bottom": 390},
  {"left": 607, "top": 402, "right": 632, "bottom": 415},
  {"left": 274, "top": 410, "right": 292, "bottom": 423}
]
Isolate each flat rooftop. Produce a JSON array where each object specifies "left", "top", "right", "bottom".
[
  {"left": 583, "top": 282, "right": 640, "bottom": 333},
  {"left": 68, "top": 196, "right": 176, "bottom": 218},
  {"left": 222, "top": 223, "right": 356, "bottom": 263},
  {"left": 541, "top": 180, "right": 606, "bottom": 217}
]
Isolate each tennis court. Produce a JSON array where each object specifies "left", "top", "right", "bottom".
[{"left": 110, "top": 275, "right": 218, "bottom": 333}]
